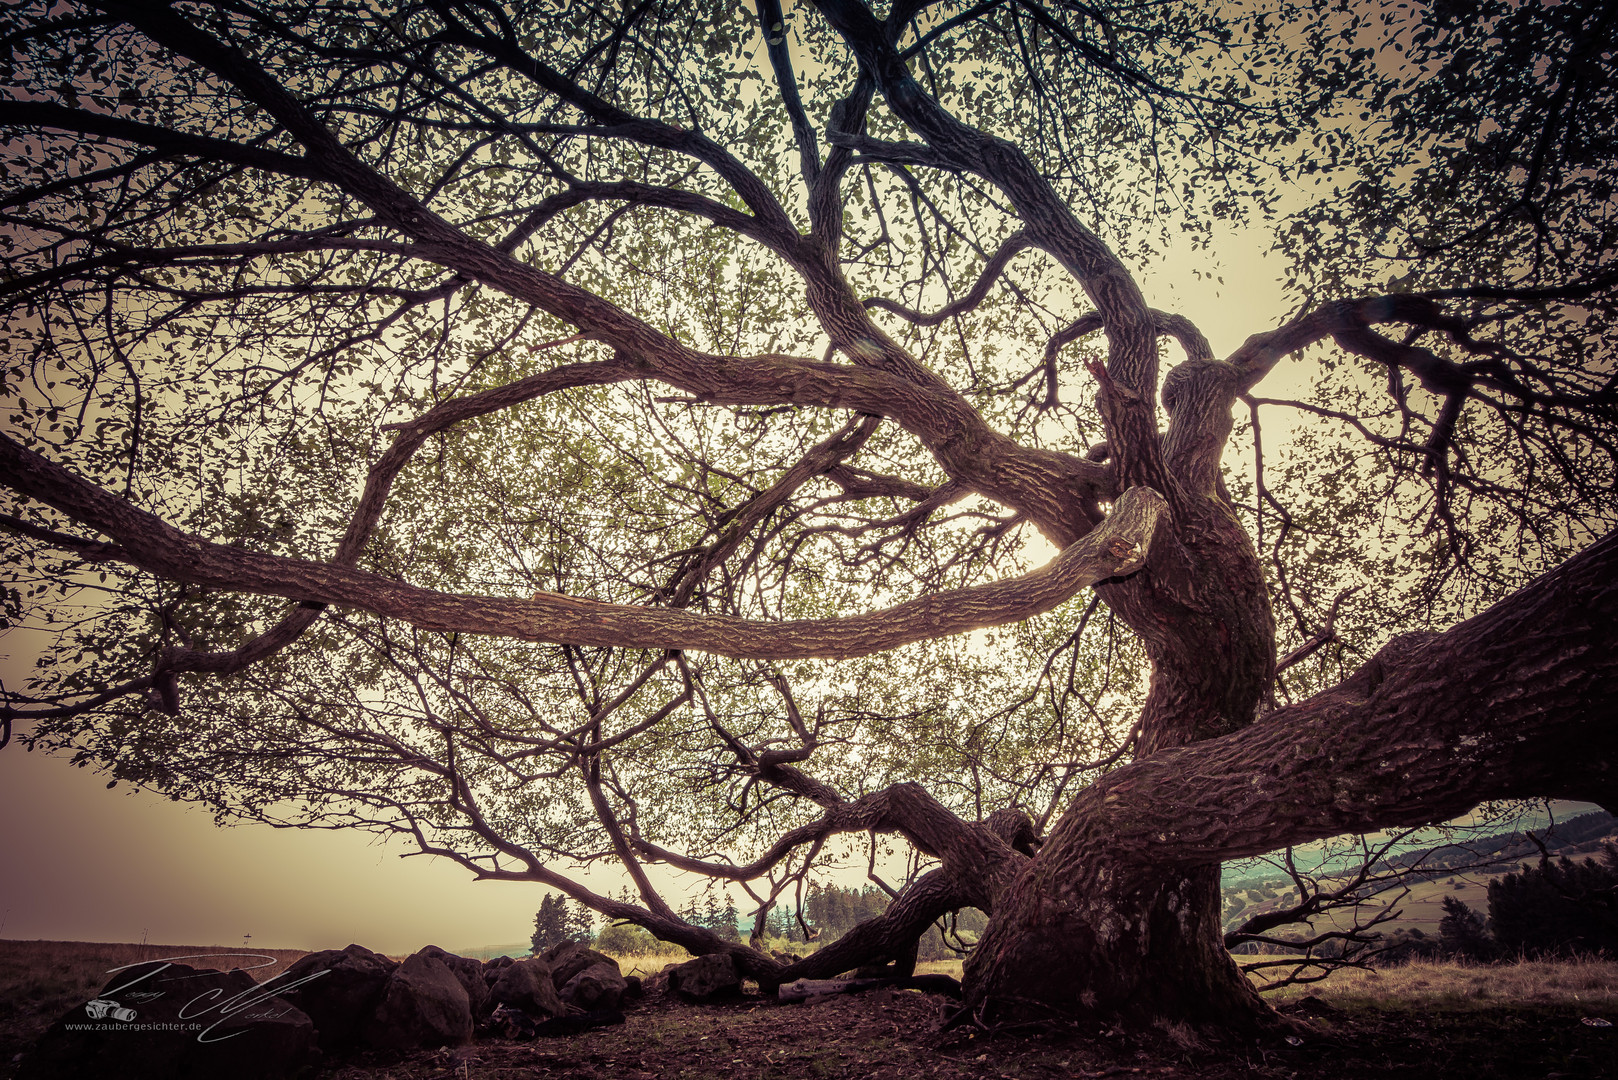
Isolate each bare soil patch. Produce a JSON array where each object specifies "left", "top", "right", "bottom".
[{"left": 323, "top": 985, "right": 1616, "bottom": 1080}]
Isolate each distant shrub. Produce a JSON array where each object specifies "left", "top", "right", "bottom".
[
  {"left": 1376, "top": 927, "right": 1441, "bottom": 966},
  {"left": 594, "top": 922, "right": 661, "bottom": 957}
]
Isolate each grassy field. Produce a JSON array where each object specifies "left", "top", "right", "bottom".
[
  {"left": 1243, "top": 952, "right": 1618, "bottom": 1006},
  {"left": 1312, "top": 875, "right": 1494, "bottom": 936}
]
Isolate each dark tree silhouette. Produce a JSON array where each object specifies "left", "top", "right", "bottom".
[
  {"left": 530, "top": 894, "right": 593, "bottom": 954},
  {"left": 1488, "top": 850, "right": 1618, "bottom": 958},
  {"left": 1437, "top": 896, "right": 1493, "bottom": 961},
  {"left": 2, "top": 0, "right": 1615, "bottom": 1032}
]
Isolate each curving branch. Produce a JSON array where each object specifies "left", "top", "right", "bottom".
[
  {"left": 811, "top": 0, "right": 1164, "bottom": 487},
  {"left": 862, "top": 231, "right": 1032, "bottom": 326},
  {"left": 2, "top": 429, "right": 1165, "bottom": 660},
  {"left": 1229, "top": 290, "right": 1614, "bottom": 398},
  {"left": 61, "top": 2, "right": 1115, "bottom": 546},
  {"left": 756, "top": 0, "right": 822, "bottom": 185},
  {"left": 1015, "top": 529, "right": 1618, "bottom": 877},
  {"left": 425, "top": 2, "right": 799, "bottom": 241}
]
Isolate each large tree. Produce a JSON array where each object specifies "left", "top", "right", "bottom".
[{"left": 2, "top": 0, "right": 1615, "bottom": 1033}]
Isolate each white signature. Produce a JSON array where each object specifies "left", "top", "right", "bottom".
[{"left": 101, "top": 952, "right": 330, "bottom": 1044}]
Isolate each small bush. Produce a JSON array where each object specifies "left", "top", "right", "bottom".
[{"left": 593, "top": 922, "right": 661, "bottom": 956}]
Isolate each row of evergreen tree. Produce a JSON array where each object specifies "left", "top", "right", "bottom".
[
  {"left": 529, "top": 893, "right": 595, "bottom": 954},
  {"left": 530, "top": 881, "right": 992, "bottom": 960},
  {"left": 530, "top": 886, "right": 743, "bottom": 957}
]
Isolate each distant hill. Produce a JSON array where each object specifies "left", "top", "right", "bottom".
[
  {"left": 1221, "top": 809, "right": 1615, "bottom": 889},
  {"left": 1383, "top": 809, "right": 1617, "bottom": 875},
  {"left": 450, "top": 941, "right": 532, "bottom": 961},
  {"left": 1219, "top": 810, "right": 1616, "bottom": 935}
]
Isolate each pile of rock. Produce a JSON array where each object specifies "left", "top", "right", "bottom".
[
  {"left": 285, "top": 939, "right": 635, "bottom": 1052},
  {"left": 18, "top": 939, "right": 645, "bottom": 1079},
  {"left": 18, "top": 938, "right": 769, "bottom": 1078}
]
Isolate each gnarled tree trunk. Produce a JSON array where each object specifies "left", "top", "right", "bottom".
[{"left": 960, "top": 530, "right": 1618, "bottom": 1028}]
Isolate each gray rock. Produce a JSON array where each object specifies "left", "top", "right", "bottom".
[
  {"left": 362, "top": 952, "right": 472, "bottom": 1049},
  {"left": 19, "top": 961, "right": 316, "bottom": 1080},
  {"left": 278, "top": 943, "right": 394, "bottom": 1050},
  {"left": 560, "top": 961, "right": 628, "bottom": 1011},
  {"left": 481, "top": 955, "right": 515, "bottom": 985},
  {"left": 540, "top": 940, "right": 621, "bottom": 990},
  {"left": 666, "top": 953, "right": 742, "bottom": 1000},
  {"left": 417, "top": 946, "right": 490, "bottom": 1017},
  {"left": 488, "top": 957, "right": 565, "bottom": 1019}
]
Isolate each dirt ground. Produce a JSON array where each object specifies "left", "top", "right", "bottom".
[
  {"left": 4, "top": 941, "right": 1613, "bottom": 1079},
  {"left": 322, "top": 984, "right": 1616, "bottom": 1080}
]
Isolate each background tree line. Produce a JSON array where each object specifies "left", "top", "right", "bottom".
[
  {"left": 537, "top": 887, "right": 743, "bottom": 957},
  {"left": 535, "top": 881, "right": 991, "bottom": 963},
  {"left": 1371, "top": 848, "right": 1618, "bottom": 964}
]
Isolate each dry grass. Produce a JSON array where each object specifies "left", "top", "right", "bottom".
[
  {"left": 608, "top": 949, "right": 695, "bottom": 978},
  {"left": 1246, "top": 953, "right": 1618, "bottom": 1011}
]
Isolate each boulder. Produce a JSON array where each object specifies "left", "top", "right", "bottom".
[
  {"left": 666, "top": 953, "right": 742, "bottom": 1001},
  {"left": 481, "top": 955, "right": 515, "bottom": 985},
  {"left": 277, "top": 943, "right": 394, "bottom": 1050},
  {"left": 19, "top": 961, "right": 316, "bottom": 1080},
  {"left": 417, "top": 946, "right": 490, "bottom": 1017},
  {"left": 559, "top": 961, "right": 628, "bottom": 1011},
  {"left": 362, "top": 952, "right": 472, "bottom": 1050},
  {"left": 488, "top": 957, "right": 564, "bottom": 1019},
  {"left": 540, "top": 940, "right": 621, "bottom": 990}
]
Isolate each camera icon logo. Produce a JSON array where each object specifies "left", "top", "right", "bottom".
[{"left": 84, "top": 998, "right": 138, "bottom": 1022}]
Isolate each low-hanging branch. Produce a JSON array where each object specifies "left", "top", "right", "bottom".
[{"left": 0, "top": 432, "right": 1166, "bottom": 661}]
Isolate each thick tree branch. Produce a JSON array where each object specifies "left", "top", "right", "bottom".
[
  {"left": 812, "top": 0, "right": 1164, "bottom": 489},
  {"left": 70, "top": 2, "right": 1111, "bottom": 546},
  {"left": 756, "top": 0, "right": 821, "bottom": 185},
  {"left": 1036, "top": 530, "right": 1618, "bottom": 876},
  {"left": 1, "top": 431, "right": 1165, "bottom": 660}
]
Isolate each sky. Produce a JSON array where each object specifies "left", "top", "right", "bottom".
[{"left": 0, "top": 212, "right": 1311, "bottom": 954}]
